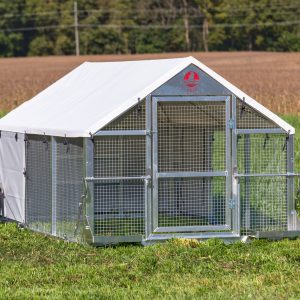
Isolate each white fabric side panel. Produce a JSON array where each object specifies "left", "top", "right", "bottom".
[{"left": 0, "top": 131, "right": 25, "bottom": 222}]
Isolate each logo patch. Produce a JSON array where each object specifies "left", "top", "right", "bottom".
[{"left": 183, "top": 71, "right": 200, "bottom": 89}]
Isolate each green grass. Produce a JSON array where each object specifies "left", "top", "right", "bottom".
[
  {"left": 2, "top": 223, "right": 300, "bottom": 299},
  {"left": 0, "top": 112, "right": 300, "bottom": 299}
]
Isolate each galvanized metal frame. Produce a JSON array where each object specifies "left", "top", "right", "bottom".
[
  {"left": 235, "top": 173, "right": 297, "bottom": 178},
  {"left": 84, "top": 137, "right": 94, "bottom": 241},
  {"left": 225, "top": 95, "right": 232, "bottom": 230},
  {"left": 151, "top": 95, "right": 233, "bottom": 235},
  {"left": 87, "top": 94, "right": 297, "bottom": 244},
  {"left": 51, "top": 137, "right": 56, "bottom": 236},
  {"left": 90, "top": 107, "right": 150, "bottom": 243},
  {"left": 157, "top": 171, "right": 227, "bottom": 178},
  {"left": 95, "top": 130, "right": 146, "bottom": 136},
  {"left": 287, "top": 134, "right": 295, "bottom": 230},
  {"left": 235, "top": 97, "right": 296, "bottom": 236},
  {"left": 145, "top": 95, "right": 152, "bottom": 238},
  {"left": 244, "top": 134, "right": 251, "bottom": 231},
  {"left": 231, "top": 96, "right": 240, "bottom": 235},
  {"left": 236, "top": 128, "right": 286, "bottom": 134}
]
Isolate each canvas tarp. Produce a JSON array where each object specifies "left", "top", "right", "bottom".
[
  {"left": 0, "top": 56, "right": 294, "bottom": 137},
  {"left": 0, "top": 131, "right": 25, "bottom": 222}
]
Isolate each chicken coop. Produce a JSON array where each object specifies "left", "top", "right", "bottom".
[{"left": 0, "top": 56, "right": 299, "bottom": 245}]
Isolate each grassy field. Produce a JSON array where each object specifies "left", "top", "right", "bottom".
[
  {"left": 1, "top": 223, "right": 300, "bottom": 299},
  {"left": 0, "top": 52, "right": 299, "bottom": 115}
]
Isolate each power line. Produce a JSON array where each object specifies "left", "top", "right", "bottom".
[
  {"left": 0, "top": 20, "right": 299, "bottom": 33},
  {"left": 2, "top": 2, "right": 300, "bottom": 19}
]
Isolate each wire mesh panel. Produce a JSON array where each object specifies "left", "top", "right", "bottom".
[
  {"left": 102, "top": 101, "right": 146, "bottom": 130},
  {"left": 237, "top": 132, "right": 289, "bottom": 235},
  {"left": 236, "top": 99, "right": 278, "bottom": 129},
  {"left": 237, "top": 134, "right": 287, "bottom": 174},
  {"left": 55, "top": 138, "right": 83, "bottom": 241},
  {"left": 240, "top": 177, "right": 288, "bottom": 235},
  {"left": 93, "top": 132, "right": 146, "bottom": 237},
  {"left": 158, "top": 177, "right": 226, "bottom": 228},
  {"left": 25, "top": 135, "right": 52, "bottom": 233},
  {"left": 94, "top": 179, "right": 145, "bottom": 236},
  {"left": 154, "top": 99, "right": 230, "bottom": 233},
  {"left": 157, "top": 102, "right": 226, "bottom": 172},
  {"left": 94, "top": 136, "right": 146, "bottom": 178}
]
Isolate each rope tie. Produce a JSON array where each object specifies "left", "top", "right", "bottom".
[{"left": 63, "top": 135, "right": 70, "bottom": 153}]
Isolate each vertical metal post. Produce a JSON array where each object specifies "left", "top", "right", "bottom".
[
  {"left": 74, "top": 1, "right": 80, "bottom": 56},
  {"left": 152, "top": 97, "right": 158, "bottom": 230},
  {"left": 85, "top": 137, "right": 94, "bottom": 237},
  {"left": 145, "top": 95, "right": 152, "bottom": 237},
  {"left": 51, "top": 137, "right": 57, "bottom": 236},
  {"left": 225, "top": 96, "right": 232, "bottom": 228},
  {"left": 287, "top": 134, "right": 295, "bottom": 230},
  {"left": 231, "top": 96, "right": 240, "bottom": 235},
  {"left": 244, "top": 134, "right": 251, "bottom": 230}
]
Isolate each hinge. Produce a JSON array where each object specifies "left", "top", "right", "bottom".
[
  {"left": 229, "top": 119, "right": 235, "bottom": 129},
  {"left": 228, "top": 199, "right": 235, "bottom": 209}
]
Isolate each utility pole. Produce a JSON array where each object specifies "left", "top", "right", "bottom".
[{"left": 74, "top": 1, "right": 80, "bottom": 56}]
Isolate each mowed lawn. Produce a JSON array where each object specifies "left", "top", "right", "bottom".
[{"left": 1, "top": 223, "right": 300, "bottom": 299}]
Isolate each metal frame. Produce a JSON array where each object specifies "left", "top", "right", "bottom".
[
  {"left": 150, "top": 95, "right": 233, "bottom": 235},
  {"left": 84, "top": 94, "right": 297, "bottom": 245},
  {"left": 236, "top": 128, "right": 286, "bottom": 134},
  {"left": 51, "top": 137, "right": 56, "bottom": 236},
  {"left": 89, "top": 111, "right": 150, "bottom": 243},
  {"left": 287, "top": 134, "right": 295, "bottom": 230},
  {"left": 95, "top": 130, "right": 146, "bottom": 136},
  {"left": 145, "top": 95, "right": 152, "bottom": 238},
  {"left": 234, "top": 96, "right": 297, "bottom": 236},
  {"left": 84, "top": 137, "right": 94, "bottom": 242},
  {"left": 231, "top": 96, "right": 240, "bottom": 235}
]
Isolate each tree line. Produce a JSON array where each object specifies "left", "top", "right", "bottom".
[{"left": 0, "top": 0, "right": 299, "bottom": 57}]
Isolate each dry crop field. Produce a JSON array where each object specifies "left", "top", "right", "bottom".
[{"left": 0, "top": 52, "right": 299, "bottom": 115}]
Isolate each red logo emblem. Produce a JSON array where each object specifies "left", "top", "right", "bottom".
[{"left": 183, "top": 71, "right": 200, "bottom": 89}]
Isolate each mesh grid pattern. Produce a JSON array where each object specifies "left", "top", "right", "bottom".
[
  {"left": 157, "top": 102, "right": 226, "bottom": 172},
  {"left": 236, "top": 100, "right": 278, "bottom": 129},
  {"left": 237, "top": 134, "right": 287, "bottom": 174},
  {"left": 94, "top": 179, "right": 145, "bottom": 236},
  {"left": 94, "top": 136, "right": 146, "bottom": 178},
  {"left": 102, "top": 101, "right": 146, "bottom": 130},
  {"left": 240, "top": 177, "right": 287, "bottom": 234},
  {"left": 93, "top": 132, "right": 146, "bottom": 236},
  {"left": 56, "top": 138, "right": 83, "bottom": 240},
  {"left": 158, "top": 177, "right": 226, "bottom": 228},
  {"left": 25, "top": 135, "right": 52, "bottom": 233}
]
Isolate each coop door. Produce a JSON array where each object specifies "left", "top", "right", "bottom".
[{"left": 152, "top": 96, "right": 231, "bottom": 233}]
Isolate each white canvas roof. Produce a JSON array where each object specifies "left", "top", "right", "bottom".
[{"left": 0, "top": 56, "right": 294, "bottom": 136}]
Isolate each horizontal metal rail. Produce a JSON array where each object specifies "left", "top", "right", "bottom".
[
  {"left": 85, "top": 176, "right": 150, "bottom": 181},
  {"left": 145, "top": 232, "right": 240, "bottom": 241},
  {"left": 94, "top": 130, "right": 147, "bottom": 136},
  {"left": 152, "top": 95, "right": 230, "bottom": 102},
  {"left": 157, "top": 171, "right": 227, "bottom": 178},
  {"left": 236, "top": 128, "right": 286, "bottom": 134},
  {"left": 234, "top": 173, "right": 300, "bottom": 178},
  {"left": 153, "top": 224, "right": 230, "bottom": 233}
]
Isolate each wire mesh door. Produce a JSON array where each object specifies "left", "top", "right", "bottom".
[{"left": 152, "top": 96, "right": 232, "bottom": 234}]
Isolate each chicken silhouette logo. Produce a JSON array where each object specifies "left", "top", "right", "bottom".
[{"left": 183, "top": 71, "right": 200, "bottom": 90}]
